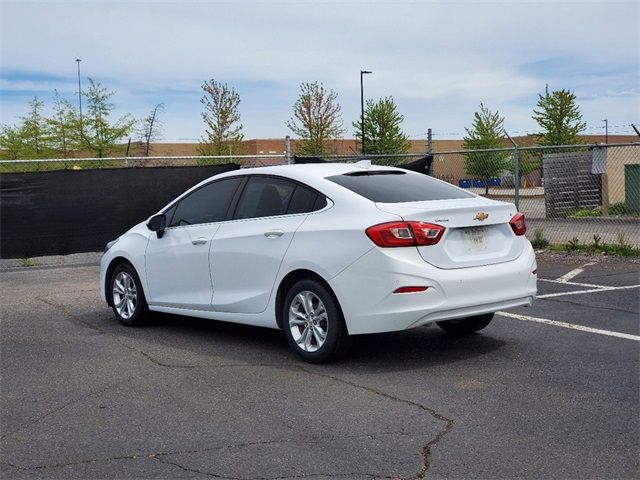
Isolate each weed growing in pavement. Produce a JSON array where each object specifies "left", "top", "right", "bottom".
[
  {"left": 566, "top": 237, "right": 580, "bottom": 251},
  {"left": 17, "top": 258, "right": 37, "bottom": 267},
  {"left": 592, "top": 234, "right": 602, "bottom": 250},
  {"left": 531, "top": 228, "right": 549, "bottom": 249},
  {"left": 548, "top": 238, "right": 640, "bottom": 257}
]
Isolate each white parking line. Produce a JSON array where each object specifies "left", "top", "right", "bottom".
[
  {"left": 497, "top": 311, "right": 640, "bottom": 341},
  {"left": 555, "top": 261, "right": 597, "bottom": 283},
  {"left": 537, "top": 284, "right": 640, "bottom": 299},
  {"left": 538, "top": 278, "right": 609, "bottom": 289}
]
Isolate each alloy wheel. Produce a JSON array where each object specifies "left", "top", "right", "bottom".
[
  {"left": 288, "top": 290, "right": 328, "bottom": 352},
  {"left": 112, "top": 271, "right": 137, "bottom": 320}
]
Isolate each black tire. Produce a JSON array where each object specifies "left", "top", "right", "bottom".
[
  {"left": 109, "top": 262, "right": 149, "bottom": 327},
  {"left": 282, "top": 279, "right": 351, "bottom": 363},
  {"left": 437, "top": 313, "right": 494, "bottom": 335}
]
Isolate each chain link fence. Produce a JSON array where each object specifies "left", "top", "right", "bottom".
[
  {"left": 295, "top": 143, "right": 640, "bottom": 247},
  {"left": 0, "top": 154, "right": 285, "bottom": 173},
  {"left": 2, "top": 144, "right": 638, "bottom": 247}
]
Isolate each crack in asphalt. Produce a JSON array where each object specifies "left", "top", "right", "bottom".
[
  {"left": 0, "top": 376, "right": 136, "bottom": 440},
  {"left": 36, "top": 296, "right": 198, "bottom": 369},
  {"left": 2, "top": 429, "right": 444, "bottom": 479},
  {"left": 294, "top": 367, "right": 455, "bottom": 479},
  {"left": 16, "top": 296, "right": 455, "bottom": 479}
]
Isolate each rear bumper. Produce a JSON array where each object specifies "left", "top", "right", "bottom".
[{"left": 328, "top": 243, "right": 537, "bottom": 335}]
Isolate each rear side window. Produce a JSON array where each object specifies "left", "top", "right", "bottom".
[
  {"left": 287, "top": 185, "right": 318, "bottom": 214},
  {"left": 170, "top": 177, "right": 242, "bottom": 227},
  {"left": 235, "top": 176, "right": 296, "bottom": 219},
  {"left": 327, "top": 170, "right": 473, "bottom": 203}
]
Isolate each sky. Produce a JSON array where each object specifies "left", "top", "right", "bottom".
[{"left": 1, "top": 0, "right": 638, "bottom": 142}]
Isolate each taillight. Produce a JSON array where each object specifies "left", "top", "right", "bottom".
[
  {"left": 366, "top": 221, "right": 445, "bottom": 247},
  {"left": 509, "top": 213, "right": 526, "bottom": 236}
]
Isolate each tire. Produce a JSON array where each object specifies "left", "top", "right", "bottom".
[
  {"left": 437, "top": 313, "right": 494, "bottom": 335},
  {"left": 282, "top": 279, "right": 351, "bottom": 363},
  {"left": 110, "top": 262, "right": 149, "bottom": 327}
]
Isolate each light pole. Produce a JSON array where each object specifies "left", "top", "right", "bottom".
[
  {"left": 602, "top": 119, "right": 608, "bottom": 144},
  {"left": 360, "top": 70, "right": 372, "bottom": 154},
  {"left": 75, "top": 58, "right": 82, "bottom": 119}
]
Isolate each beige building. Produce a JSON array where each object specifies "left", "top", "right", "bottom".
[{"left": 603, "top": 145, "right": 640, "bottom": 211}]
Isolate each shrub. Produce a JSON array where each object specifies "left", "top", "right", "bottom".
[
  {"left": 531, "top": 228, "right": 549, "bottom": 249},
  {"left": 563, "top": 207, "right": 602, "bottom": 218},
  {"left": 608, "top": 202, "right": 626, "bottom": 216}
]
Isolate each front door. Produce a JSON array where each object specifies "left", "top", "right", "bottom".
[
  {"left": 144, "top": 176, "right": 243, "bottom": 309},
  {"left": 145, "top": 224, "right": 218, "bottom": 308}
]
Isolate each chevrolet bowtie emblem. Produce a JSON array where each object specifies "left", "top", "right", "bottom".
[{"left": 474, "top": 212, "right": 489, "bottom": 221}]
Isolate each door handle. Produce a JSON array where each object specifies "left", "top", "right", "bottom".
[
  {"left": 264, "top": 229, "right": 285, "bottom": 238},
  {"left": 192, "top": 237, "right": 208, "bottom": 245}
]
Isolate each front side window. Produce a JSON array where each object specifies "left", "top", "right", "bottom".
[{"left": 170, "top": 177, "right": 242, "bottom": 227}]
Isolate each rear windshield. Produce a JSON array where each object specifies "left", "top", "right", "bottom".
[{"left": 326, "top": 170, "right": 474, "bottom": 203}]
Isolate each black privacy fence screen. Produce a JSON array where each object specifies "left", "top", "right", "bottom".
[{"left": 1, "top": 163, "right": 239, "bottom": 259}]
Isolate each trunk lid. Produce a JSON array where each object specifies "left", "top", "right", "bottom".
[{"left": 376, "top": 196, "right": 524, "bottom": 269}]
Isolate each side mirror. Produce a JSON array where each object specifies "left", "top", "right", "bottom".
[{"left": 147, "top": 214, "right": 166, "bottom": 238}]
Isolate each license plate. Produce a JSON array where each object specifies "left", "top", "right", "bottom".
[{"left": 462, "top": 227, "right": 487, "bottom": 250}]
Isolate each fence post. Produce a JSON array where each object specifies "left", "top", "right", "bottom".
[
  {"left": 513, "top": 145, "right": 520, "bottom": 211},
  {"left": 285, "top": 135, "right": 292, "bottom": 165},
  {"left": 504, "top": 131, "right": 520, "bottom": 211}
]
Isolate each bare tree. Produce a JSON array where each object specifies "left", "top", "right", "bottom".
[
  {"left": 198, "top": 79, "right": 244, "bottom": 157},
  {"left": 286, "top": 82, "right": 344, "bottom": 155},
  {"left": 138, "top": 103, "right": 164, "bottom": 157}
]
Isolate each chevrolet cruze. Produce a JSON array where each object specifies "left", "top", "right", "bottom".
[{"left": 101, "top": 162, "right": 537, "bottom": 362}]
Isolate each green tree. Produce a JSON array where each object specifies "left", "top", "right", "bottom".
[
  {"left": 198, "top": 79, "right": 244, "bottom": 158},
  {"left": 532, "top": 85, "right": 586, "bottom": 146},
  {"left": 47, "top": 91, "right": 80, "bottom": 158},
  {"left": 352, "top": 96, "right": 410, "bottom": 156},
  {"left": 78, "top": 78, "right": 135, "bottom": 158},
  {"left": 286, "top": 82, "right": 344, "bottom": 155},
  {"left": 462, "top": 103, "right": 511, "bottom": 195},
  {"left": 0, "top": 124, "right": 27, "bottom": 160},
  {"left": 20, "top": 97, "right": 51, "bottom": 158}
]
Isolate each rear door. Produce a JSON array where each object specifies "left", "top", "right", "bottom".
[{"left": 210, "top": 176, "right": 321, "bottom": 314}]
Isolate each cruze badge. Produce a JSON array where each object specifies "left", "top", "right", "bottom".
[{"left": 474, "top": 212, "right": 489, "bottom": 221}]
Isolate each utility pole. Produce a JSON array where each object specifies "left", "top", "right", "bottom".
[
  {"left": 632, "top": 124, "right": 640, "bottom": 137},
  {"left": 427, "top": 128, "right": 433, "bottom": 154},
  {"left": 75, "top": 58, "right": 82, "bottom": 119},
  {"left": 602, "top": 119, "right": 608, "bottom": 144},
  {"left": 360, "top": 70, "right": 372, "bottom": 155}
]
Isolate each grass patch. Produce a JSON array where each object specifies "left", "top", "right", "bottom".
[
  {"left": 547, "top": 234, "right": 640, "bottom": 257},
  {"left": 563, "top": 207, "right": 602, "bottom": 218},
  {"left": 17, "top": 258, "right": 38, "bottom": 267}
]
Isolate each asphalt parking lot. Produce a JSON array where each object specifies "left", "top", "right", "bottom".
[{"left": 1, "top": 252, "right": 638, "bottom": 479}]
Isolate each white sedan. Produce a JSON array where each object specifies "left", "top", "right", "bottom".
[{"left": 100, "top": 162, "right": 537, "bottom": 362}]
